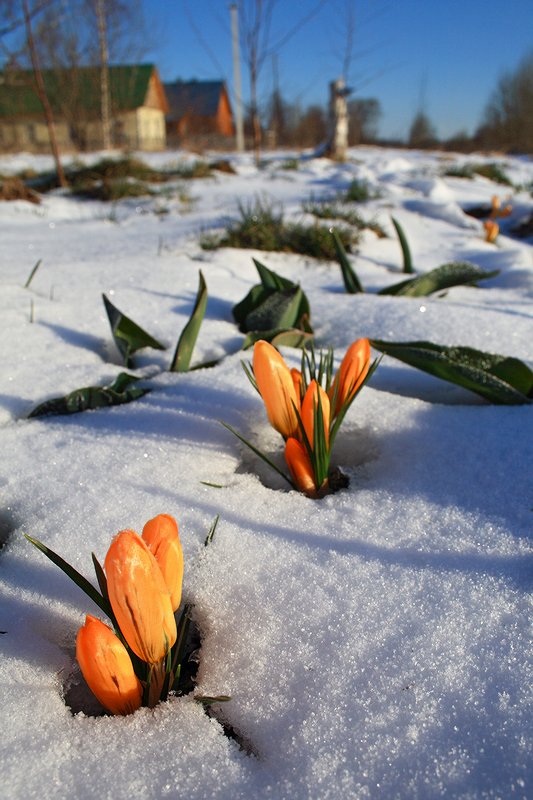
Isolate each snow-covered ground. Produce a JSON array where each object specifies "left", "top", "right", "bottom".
[{"left": 1, "top": 146, "right": 532, "bottom": 799}]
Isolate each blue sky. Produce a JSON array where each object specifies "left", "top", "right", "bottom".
[{"left": 142, "top": 0, "right": 532, "bottom": 141}]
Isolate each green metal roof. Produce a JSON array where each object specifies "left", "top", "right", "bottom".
[{"left": 0, "top": 64, "right": 156, "bottom": 118}]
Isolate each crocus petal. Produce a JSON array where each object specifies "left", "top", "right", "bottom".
[
  {"left": 329, "top": 338, "right": 371, "bottom": 417},
  {"left": 76, "top": 615, "right": 142, "bottom": 716},
  {"left": 142, "top": 514, "right": 183, "bottom": 611},
  {"left": 105, "top": 530, "right": 177, "bottom": 664},
  {"left": 301, "top": 380, "right": 330, "bottom": 449},
  {"left": 253, "top": 340, "right": 300, "bottom": 438},
  {"left": 291, "top": 368, "right": 303, "bottom": 403},
  {"left": 285, "top": 437, "right": 317, "bottom": 496}
]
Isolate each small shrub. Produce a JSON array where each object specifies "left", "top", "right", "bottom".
[
  {"left": 303, "top": 198, "right": 386, "bottom": 238},
  {"left": 443, "top": 164, "right": 475, "bottom": 179},
  {"left": 218, "top": 197, "right": 285, "bottom": 251},
  {"left": 173, "top": 161, "right": 213, "bottom": 179},
  {"left": 209, "top": 159, "right": 236, "bottom": 174},
  {"left": 280, "top": 158, "right": 300, "bottom": 171},
  {"left": 443, "top": 162, "right": 512, "bottom": 186},
  {"left": 282, "top": 221, "right": 356, "bottom": 259},
  {"left": 472, "top": 162, "right": 513, "bottom": 185},
  {"left": 344, "top": 179, "right": 372, "bottom": 202},
  {"left": 72, "top": 177, "right": 154, "bottom": 201},
  {"left": 0, "top": 177, "right": 40, "bottom": 204},
  {"left": 201, "top": 197, "right": 356, "bottom": 259}
]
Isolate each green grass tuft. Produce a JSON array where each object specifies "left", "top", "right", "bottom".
[{"left": 201, "top": 197, "right": 357, "bottom": 259}]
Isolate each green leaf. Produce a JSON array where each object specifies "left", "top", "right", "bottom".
[
  {"left": 370, "top": 339, "right": 533, "bottom": 404},
  {"left": 204, "top": 515, "right": 220, "bottom": 547},
  {"left": 194, "top": 695, "right": 231, "bottom": 705},
  {"left": 331, "top": 228, "right": 364, "bottom": 293},
  {"left": 232, "top": 260, "right": 311, "bottom": 333},
  {"left": 28, "top": 372, "right": 149, "bottom": 418},
  {"left": 220, "top": 421, "right": 294, "bottom": 487},
  {"left": 24, "top": 259, "right": 42, "bottom": 289},
  {"left": 102, "top": 294, "right": 166, "bottom": 367},
  {"left": 233, "top": 284, "right": 270, "bottom": 327},
  {"left": 244, "top": 286, "right": 304, "bottom": 332},
  {"left": 241, "top": 328, "right": 314, "bottom": 350},
  {"left": 24, "top": 534, "right": 111, "bottom": 617},
  {"left": 253, "top": 258, "right": 294, "bottom": 290},
  {"left": 170, "top": 270, "right": 208, "bottom": 372},
  {"left": 378, "top": 261, "right": 500, "bottom": 297},
  {"left": 391, "top": 216, "right": 414, "bottom": 274}
]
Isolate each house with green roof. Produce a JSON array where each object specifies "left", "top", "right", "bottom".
[{"left": 0, "top": 64, "right": 168, "bottom": 153}]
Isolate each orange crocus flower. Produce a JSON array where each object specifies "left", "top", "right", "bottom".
[
  {"left": 253, "top": 340, "right": 300, "bottom": 438},
  {"left": 300, "top": 380, "right": 330, "bottom": 448},
  {"left": 76, "top": 614, "right": 142, "bottom": 716},
  {"left": 484, "top": 220, "right": 499, "bottom": 243},
  {"left": 329, "top": 338, "right": 371, "bottom": 417},
  {"left": 284, "top": 437, "right": 317, "bottom": 497},
  {"left": 142, "top": 514, "right": 183, "bottom": 611},
  {"left": 105, "top": 530, "right": 177, "bottom": 664}
]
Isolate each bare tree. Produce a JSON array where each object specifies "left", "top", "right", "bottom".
[
  {"left": 408, "top": 111, "right": 438, "bottom": 149},
  {"left": 236, "top": 0, "right": 326, "bottom": 162},
  {"left": 348, "top": 97, "right": 380, "bottom": 144},
  {"left": 477, "top": 50, "right": 533, "bottom": 153},
  {"left": 1, "top": 1, "right": 68, "bottom": 184}
]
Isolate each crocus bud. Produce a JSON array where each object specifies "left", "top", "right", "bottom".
[
  {"left": 253, "top": 340, "right": 300, "bottom": 439},
  {"left": 142, "top": 514, "right": 183, "bottom": 611},
  {"left": 105, "top": 530, "right": 177, "bottom": 664},
  {"left": 285, "top": 437, "right": 317, "bottom": 497},
  {"left": 329, "top": 338, "right": 371, "bottom": 417},
  {"left": 76, "top": 615, "right": 142, "bottom": 716},
  {"left": 301, "top": 380, "right": 330, "bottom": 448}
]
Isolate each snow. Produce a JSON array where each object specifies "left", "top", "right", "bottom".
[{"left": 0, "top": 146, "right": 532, "bottom": 799}]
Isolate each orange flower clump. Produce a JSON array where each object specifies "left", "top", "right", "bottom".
[
  {"left": 142, "top": 514, "right": 183, "bottom": 611},
  {"left": 105, "top": 529, "right": 177, "bottom": 664},
  {"left": 240, "top": 338, "right": 374, "bottom": 498},
  {"left": 253, "top": 340, "right": 300, "bottom": 438},
  {"left": 76, "top": 615, "right": 142, "bottom": 715}
]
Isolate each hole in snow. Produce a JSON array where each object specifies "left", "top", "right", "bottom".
[{"left": 235, "top": 422, "right": 379, "bottom": 494}]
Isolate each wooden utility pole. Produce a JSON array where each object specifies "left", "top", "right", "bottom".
[
  {"left": 230, "top": 3, "right": 245, "bottom": 152},
  {"left": 22, "top": 0, "right": 67, "bottom": 187},
  {"left": 95, "top": 0, "right": 112, "bottom": 150}
]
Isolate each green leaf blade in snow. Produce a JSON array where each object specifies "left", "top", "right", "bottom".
[
  {"left": 170, "top": 270, "right": 208, "bottom": 372},
  {"left": 28, "top": 373, "right": 149, "bottom": 418},
  {"left": 378, "top": 261, "right": 500, "bottom": 297},
  {"left": 103, "top": 294, "right": 166, "bottom": 366},
  {"left": 232, "top": 260, "right": 311, "bottom": 334},
  {"left": 390, "top": 216, "right": 414, "bottom": 274},
  {"left": 331, "top": 228, "right": 364, "bottom": 293},
  {"left": 370, "top": 339, "right": 533, "bottom": 404},
  {"left": 244, "top": 285, "right": 304, "bottom": 332},
  {"left": 241, "top": 327, "right": 314, "bottom": 350},
  {"left": 253, "top": 257, "right": 294, "bottom": 291},
  {"left": 24, "top": 534, "right": 112, "bottom": 618}
]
